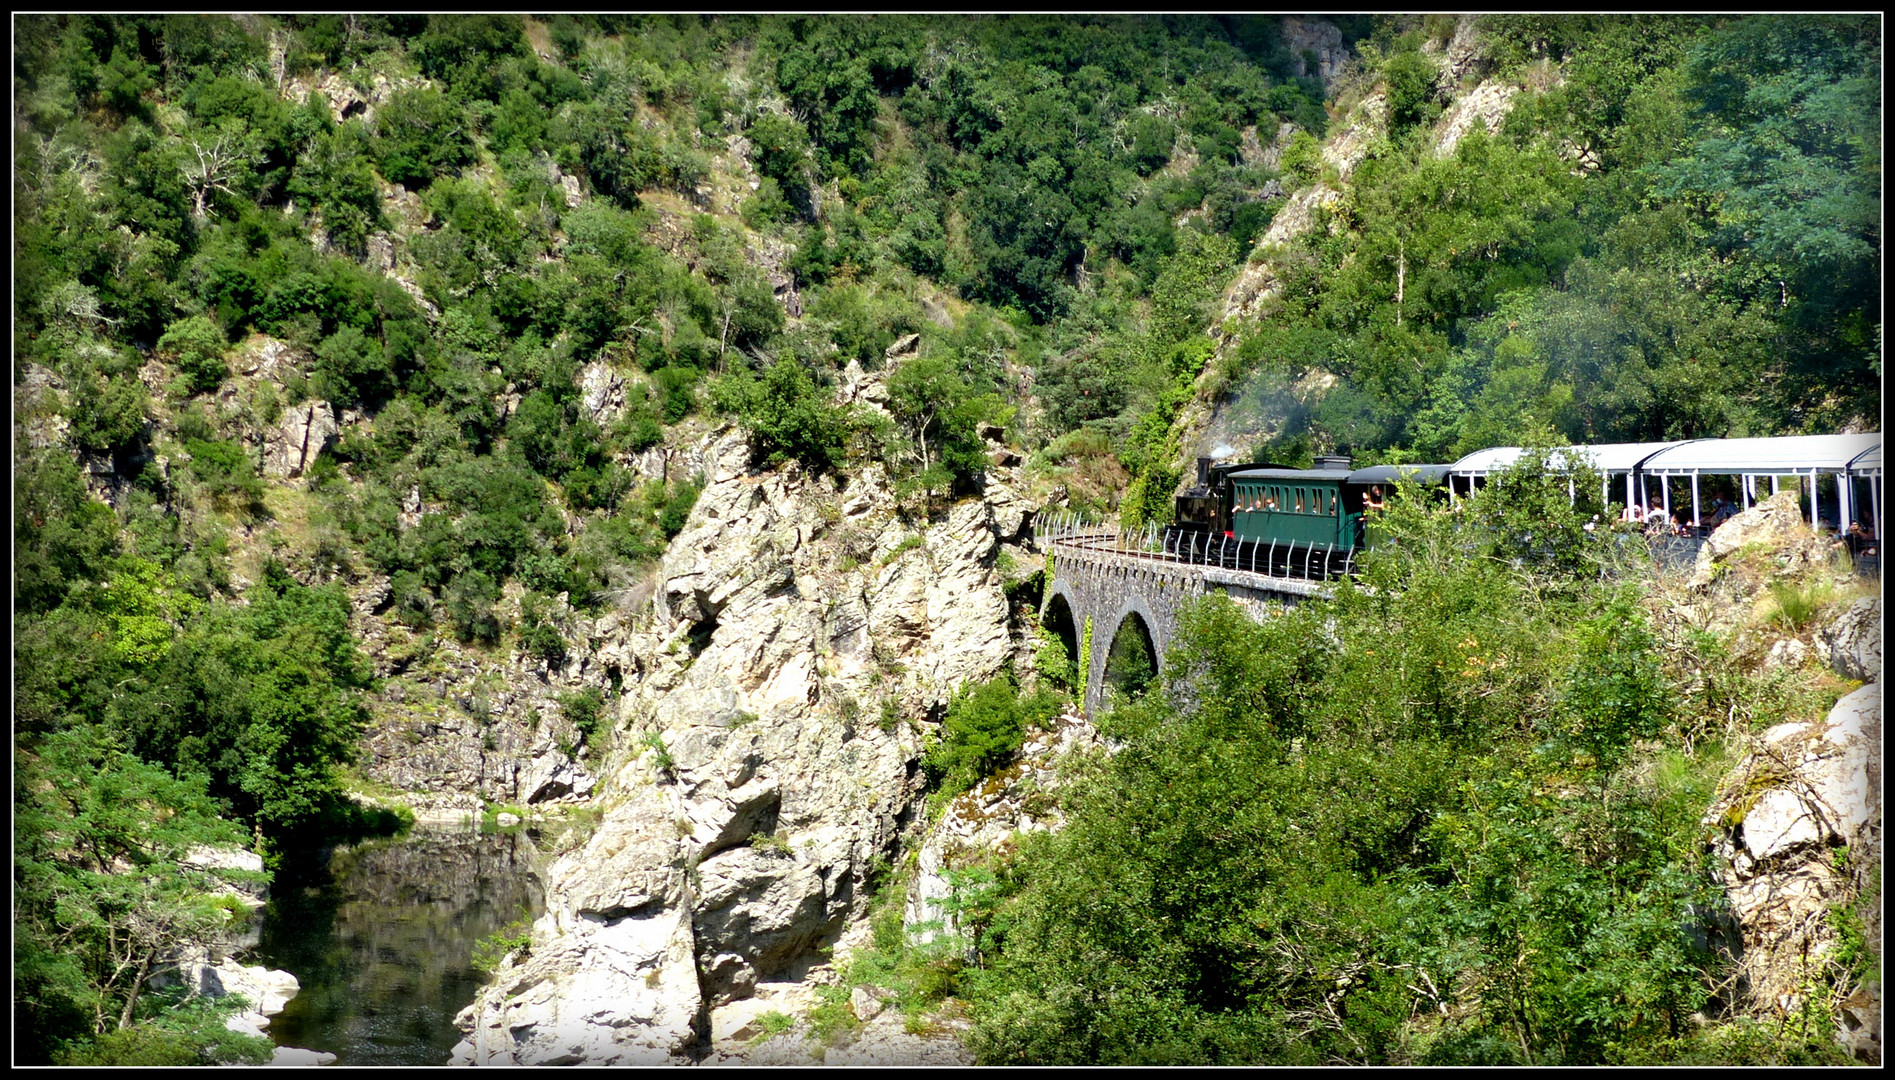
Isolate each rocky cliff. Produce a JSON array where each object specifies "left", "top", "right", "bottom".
[{"left": 450, "top": 421, "right": 1036, "bottom": 1064}]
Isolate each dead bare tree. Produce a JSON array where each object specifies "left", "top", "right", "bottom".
[{"left": 182, "top": 131, "right": 253, "bottom": 222}]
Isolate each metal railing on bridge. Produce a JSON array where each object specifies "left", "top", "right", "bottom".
[
  {"left": 1034, "top": 511, "right": 1355, "bottom": 583},
  {"left": 1034, "top": 511, "right": 1880, "bottom": 584}
]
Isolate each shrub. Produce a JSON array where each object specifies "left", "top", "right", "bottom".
[
  {"left": 184, "top": 437, "right": 264, "bottom": 511},
  {"left": 375, "top": 87, "right": 474, "bottom": 188},
  {"left": 520, "top": 591, "right": 567, "bottom": 664},
  {"left": 559, "top": 686, "right": 605, "bottom": 748},
  {"left": 443, "top": 570, "right": 502, "bottom": 644},
  {"left": 925, "top": 675, "right": 1060, "bottom": 800},
  {"left": 313, "top": 326, "right": 392, "bottom": 407},
  {"left": 69, "top": 371, "right": 150, "bottom": 451},
  {"left": 157, "top": 315, "right": 230, "bottom": 393},
  {"left": 1765, "top": 580, "right": 1828, "bottom": 632},
  {"left": 388, "top": 570, "right": 434, "bottom": 627},
  {"left": 471, "top": 917, "right": 534, "bottom": 973}
]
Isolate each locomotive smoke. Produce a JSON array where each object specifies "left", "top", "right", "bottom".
[{"left": 1208, "top": 443, "right": 1237, "bottom": 460}]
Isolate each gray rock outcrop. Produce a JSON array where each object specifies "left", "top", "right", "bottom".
[
  {"left": 578, "top": 361, "right": 627, "bottom": 426},
  {"left": 1818, "top": 597, "right": 1882, "bottom": 682},
  {"left": 1705, "top": 681, "right": 1881, "bottom": 1062},
  {"left": 1433, "top": 80, "right": 1518, "bottom": 157},
  {"left": 1280, "top": 15, "right": 1350, "bottom": 85},
  {"left": 1688, "top": 490, "right": 1833, "bottom": 588},
  {"left": 452, "top": 420, "right": 1031, "bottom": 1063},
  {"left": 262, "top": 400, "right": 337, "bottom": 479}
]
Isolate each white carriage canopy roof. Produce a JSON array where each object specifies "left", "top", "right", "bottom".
[
  {"left": 1448, "top": 441, "right": 1685, "bottom": 475},
  {"left": 1450, "top": 434, "right": 1883, "bottom": 477},
  {"left": 1639, "top": 433, "right": 1882, "bottom": 475},
  {"left": 1846, "top": 441, "right": 1881, "bottom": 475}
]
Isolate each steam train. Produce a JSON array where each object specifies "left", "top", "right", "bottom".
[
  {"left": 1157, "top": 433, "right": 1884, "bottom": 580},
  {"left": 1162, "top": 455, "right": 1450, "bottom": 578}
]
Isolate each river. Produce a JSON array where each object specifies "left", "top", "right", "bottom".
[{"left": 250, "top": 823, "right": 546, "bottom": 1066}]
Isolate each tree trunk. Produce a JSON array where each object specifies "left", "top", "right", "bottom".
[
  {"left": 1395, "top": 241, "right": 1406, "bottom": 327},
  {"left": 117, "top": 951, "right": 154, "bottom": 1030}
]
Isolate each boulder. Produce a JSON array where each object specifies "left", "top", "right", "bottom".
[
  {"left": 1688, "top": 490, "right": 1831, "bottom": 588},
  {"left": 884, "top": 332, "right": 921, "bottom": 360},
  {"left": 182, "top": 956, "right": 300, "bottom": 1023},
  {"left": 264, "top": 1045, "right": 338, "bottom": 1066},
  {"left": 182, "top": 844, "right": 266, "bottom": 875},
  {"left": 1764, "top": 637, "right": 1809, "bottom": 671},
  {"left": 851, "top": 984, "right": 892, "bottom": 1021}
]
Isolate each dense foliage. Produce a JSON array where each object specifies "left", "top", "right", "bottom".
[
  {"left": 11, "top": 13, "right": 1878, "bottom": 1066},
  {"left": 1224, "top": 15, "right": 1879, "bottom": 465}
]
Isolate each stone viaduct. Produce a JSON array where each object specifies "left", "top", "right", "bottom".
[{"left": 1041, "top": 536, "right": 1326, "bottom": 715}]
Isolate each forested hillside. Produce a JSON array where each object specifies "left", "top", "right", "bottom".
[
  {"left": 12, "top": 13, "right": 1880, "bottom": 1066},
  {"left": 1188, "top": 15, "right": 1878, "bottom": 479}
]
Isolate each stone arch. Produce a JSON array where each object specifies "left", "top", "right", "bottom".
[
  {"left": 1041, "top": 584, "right": 1082, "bottom": 694},
  {"left": 1088, "top": 595, "right": 1167, "bottom": 715}
]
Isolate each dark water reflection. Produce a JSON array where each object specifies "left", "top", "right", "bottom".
[{"left": 252, "top": 824, "right": 544, "bottom": 1065}]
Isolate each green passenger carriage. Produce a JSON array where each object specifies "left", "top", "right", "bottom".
[{"left": 1163, "top": 458, "right": 1454, "bottom": 578}]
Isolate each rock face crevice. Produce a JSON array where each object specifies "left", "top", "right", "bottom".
[{"left": 451, "top": 419, "right": 1035, "bottom": 1064}]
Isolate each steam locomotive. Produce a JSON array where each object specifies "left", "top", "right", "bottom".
[{"left": 1162, "top": 455, "right": 1451, "bottom": 578}]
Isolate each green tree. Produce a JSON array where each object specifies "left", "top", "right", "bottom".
[
  {"left": 14, "top": 725, "right": 256, "bottom": 1058},
  {"left": 374, "top": 87, "right": 474, "bottom": 188},
  {"left": 885, "top": 355, "right": 998, "bottom": 507},
  {"left": 715, "top": 356, "right": 856, "bottom": 472}
]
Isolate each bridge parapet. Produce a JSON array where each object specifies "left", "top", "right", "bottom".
[{"left": 1040, "top": 524, "right": 1327, "bottom": 715}]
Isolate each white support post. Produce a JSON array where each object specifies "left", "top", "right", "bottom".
[
  {"left": 1771, "top": 475, "right": 1780, "bottom": 496},
  {"left": 1838, "top": 472, "right": 1851, "bottom": 531},
  {"left": 1872, "top": 474, "right": 1882, "bottom": 547},
  {"left": 1661, "top": 474, "right": 1671, "bottom": 523},
  {"left": 1810, "top": 470, "right": 1820, "bottom": 531},
  {"left": 1691, "top": 472, "right": 1701, "bottom": 528}
]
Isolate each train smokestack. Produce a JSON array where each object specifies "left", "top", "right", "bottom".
[{"left": 1195, "top": 456, "right": 1212, "bottom": 488}]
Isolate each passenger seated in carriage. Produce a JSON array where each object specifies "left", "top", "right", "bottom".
[{"left": 1836, "top": 521, "right": 1877, "bottom": 558}]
